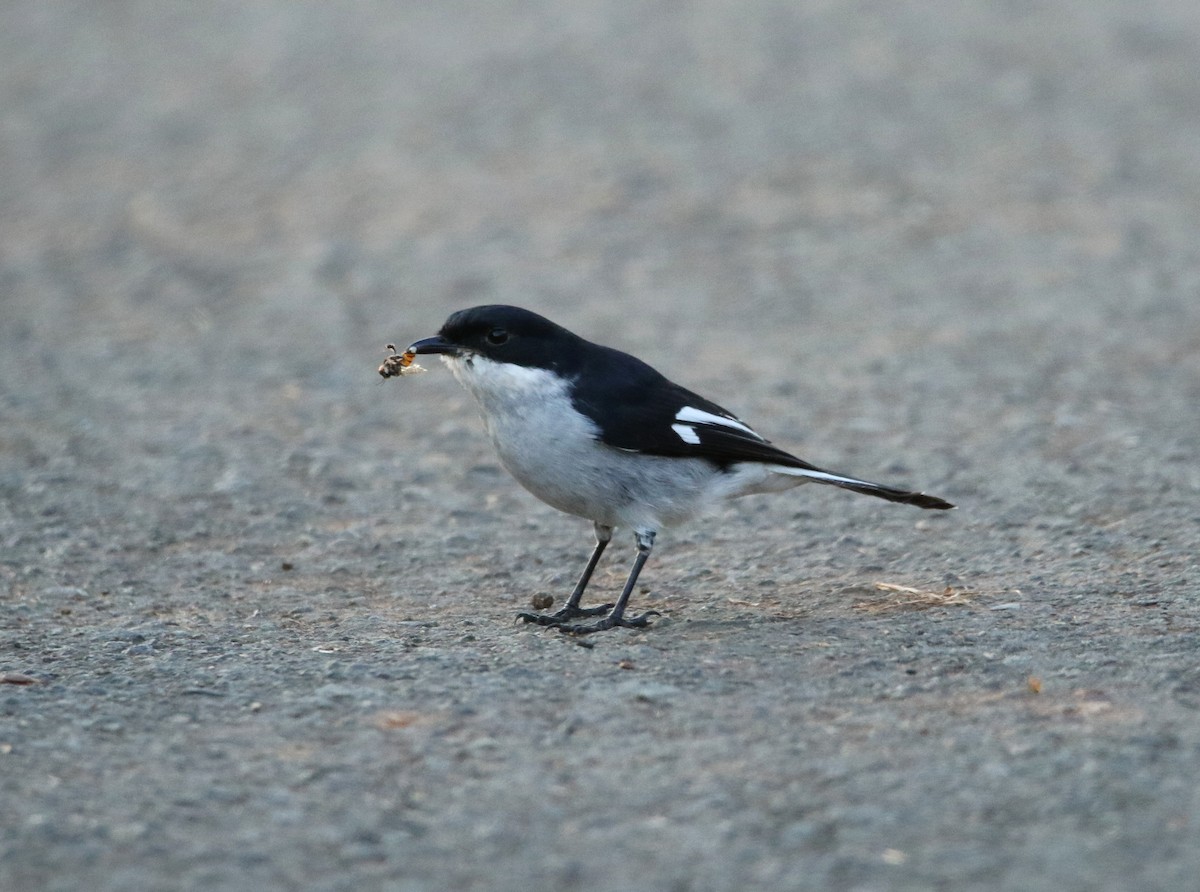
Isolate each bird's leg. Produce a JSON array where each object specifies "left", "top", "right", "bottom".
[
  {"left": 555, "top": 529, "right": 660, "bottom": 635},
  {"left": 517, "top": 523, "right": 616, "bottom": 626}
]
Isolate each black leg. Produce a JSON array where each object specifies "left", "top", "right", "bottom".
[
  {"left": 555, "top": 529, "right": 661, "bottom": 635},
  {"left": 517, "top": 523, "right": 616, "bottom": 626}
]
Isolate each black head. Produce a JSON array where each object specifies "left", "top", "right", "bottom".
[{"left": 407, "top": 305, "right": 584, "bottom": 371}]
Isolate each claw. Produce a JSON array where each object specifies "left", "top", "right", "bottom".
[
  {"left": 555, "top": 610, "right": 662, "bottom": 635},
  {"left": 516, "top": 602, "right": 616, "bottom": 626}
]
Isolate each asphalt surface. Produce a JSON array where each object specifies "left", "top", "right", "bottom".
[{"left": 3, "top": 2, "right": 1200, "bottom": 890}]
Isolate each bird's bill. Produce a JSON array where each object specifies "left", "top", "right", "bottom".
[{"left": 406, "top": 335, "right": 464, "bottom": 356}]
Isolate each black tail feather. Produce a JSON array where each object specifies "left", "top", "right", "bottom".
[{"left": 830, "top": 479, "right": 954, "bottom": 509}]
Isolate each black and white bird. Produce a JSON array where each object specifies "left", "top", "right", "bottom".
[{"left": 405, "top": 305, "right": 953, "bottom": 634}]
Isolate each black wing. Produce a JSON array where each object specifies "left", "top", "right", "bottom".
[
  {"left": 568, "top": 344, "right": 954, "bottom": 510},
  {"left": 568, "top": 343, "right": 819, "bottom": 470}
]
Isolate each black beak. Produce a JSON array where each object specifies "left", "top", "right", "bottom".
[{"left": 406, "top": 335, "right": 463, "bottom": 356}]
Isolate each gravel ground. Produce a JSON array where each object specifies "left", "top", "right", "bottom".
[{"left": 3, "top": 2, "right": 1200, "bottom": 890}]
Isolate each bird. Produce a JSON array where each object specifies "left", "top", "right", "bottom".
[{"left": 403, "top": 305, "right": 953, "bottom": 634}]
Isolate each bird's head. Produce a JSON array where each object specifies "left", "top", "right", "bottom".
[{"left": 406, "top": 305, "right": 582, "bottom": 373}]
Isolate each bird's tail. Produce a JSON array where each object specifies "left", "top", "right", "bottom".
[{"left": 769, "top": 465, "right": 954, "bottom": 510}]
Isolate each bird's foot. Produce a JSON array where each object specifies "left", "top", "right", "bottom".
[
  {"left": 554, "top": 610, "right": 661, "bottom": 636},
  {"left": 516, "top": 602, "right": 615, "bottom": 627}
]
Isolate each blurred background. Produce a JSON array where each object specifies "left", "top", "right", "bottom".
[
  {"left": 5, "top": 1, "right": 1199, "bottom": 455},
  {"left": 4, "top": 0, "right": 1198, "bottom": 590}
]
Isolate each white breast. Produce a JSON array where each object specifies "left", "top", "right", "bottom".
[{"left": 441, "top": 354, "right": 808, "bottom": 530}]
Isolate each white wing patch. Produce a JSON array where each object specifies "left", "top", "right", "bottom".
[
  {"left": 671, "top": 423, "right": 701, "bottom": 445},
  {"left": 674, "top": 406, "right": 764, "bottom": 440}
]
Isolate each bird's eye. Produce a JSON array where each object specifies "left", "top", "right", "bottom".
[{"left": 485, "top": 328, "right": 509, "bottom": 346}]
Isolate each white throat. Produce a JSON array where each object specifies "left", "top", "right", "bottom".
[{"left": 441, "top": 353, "right": 567, "bottom": 409}]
